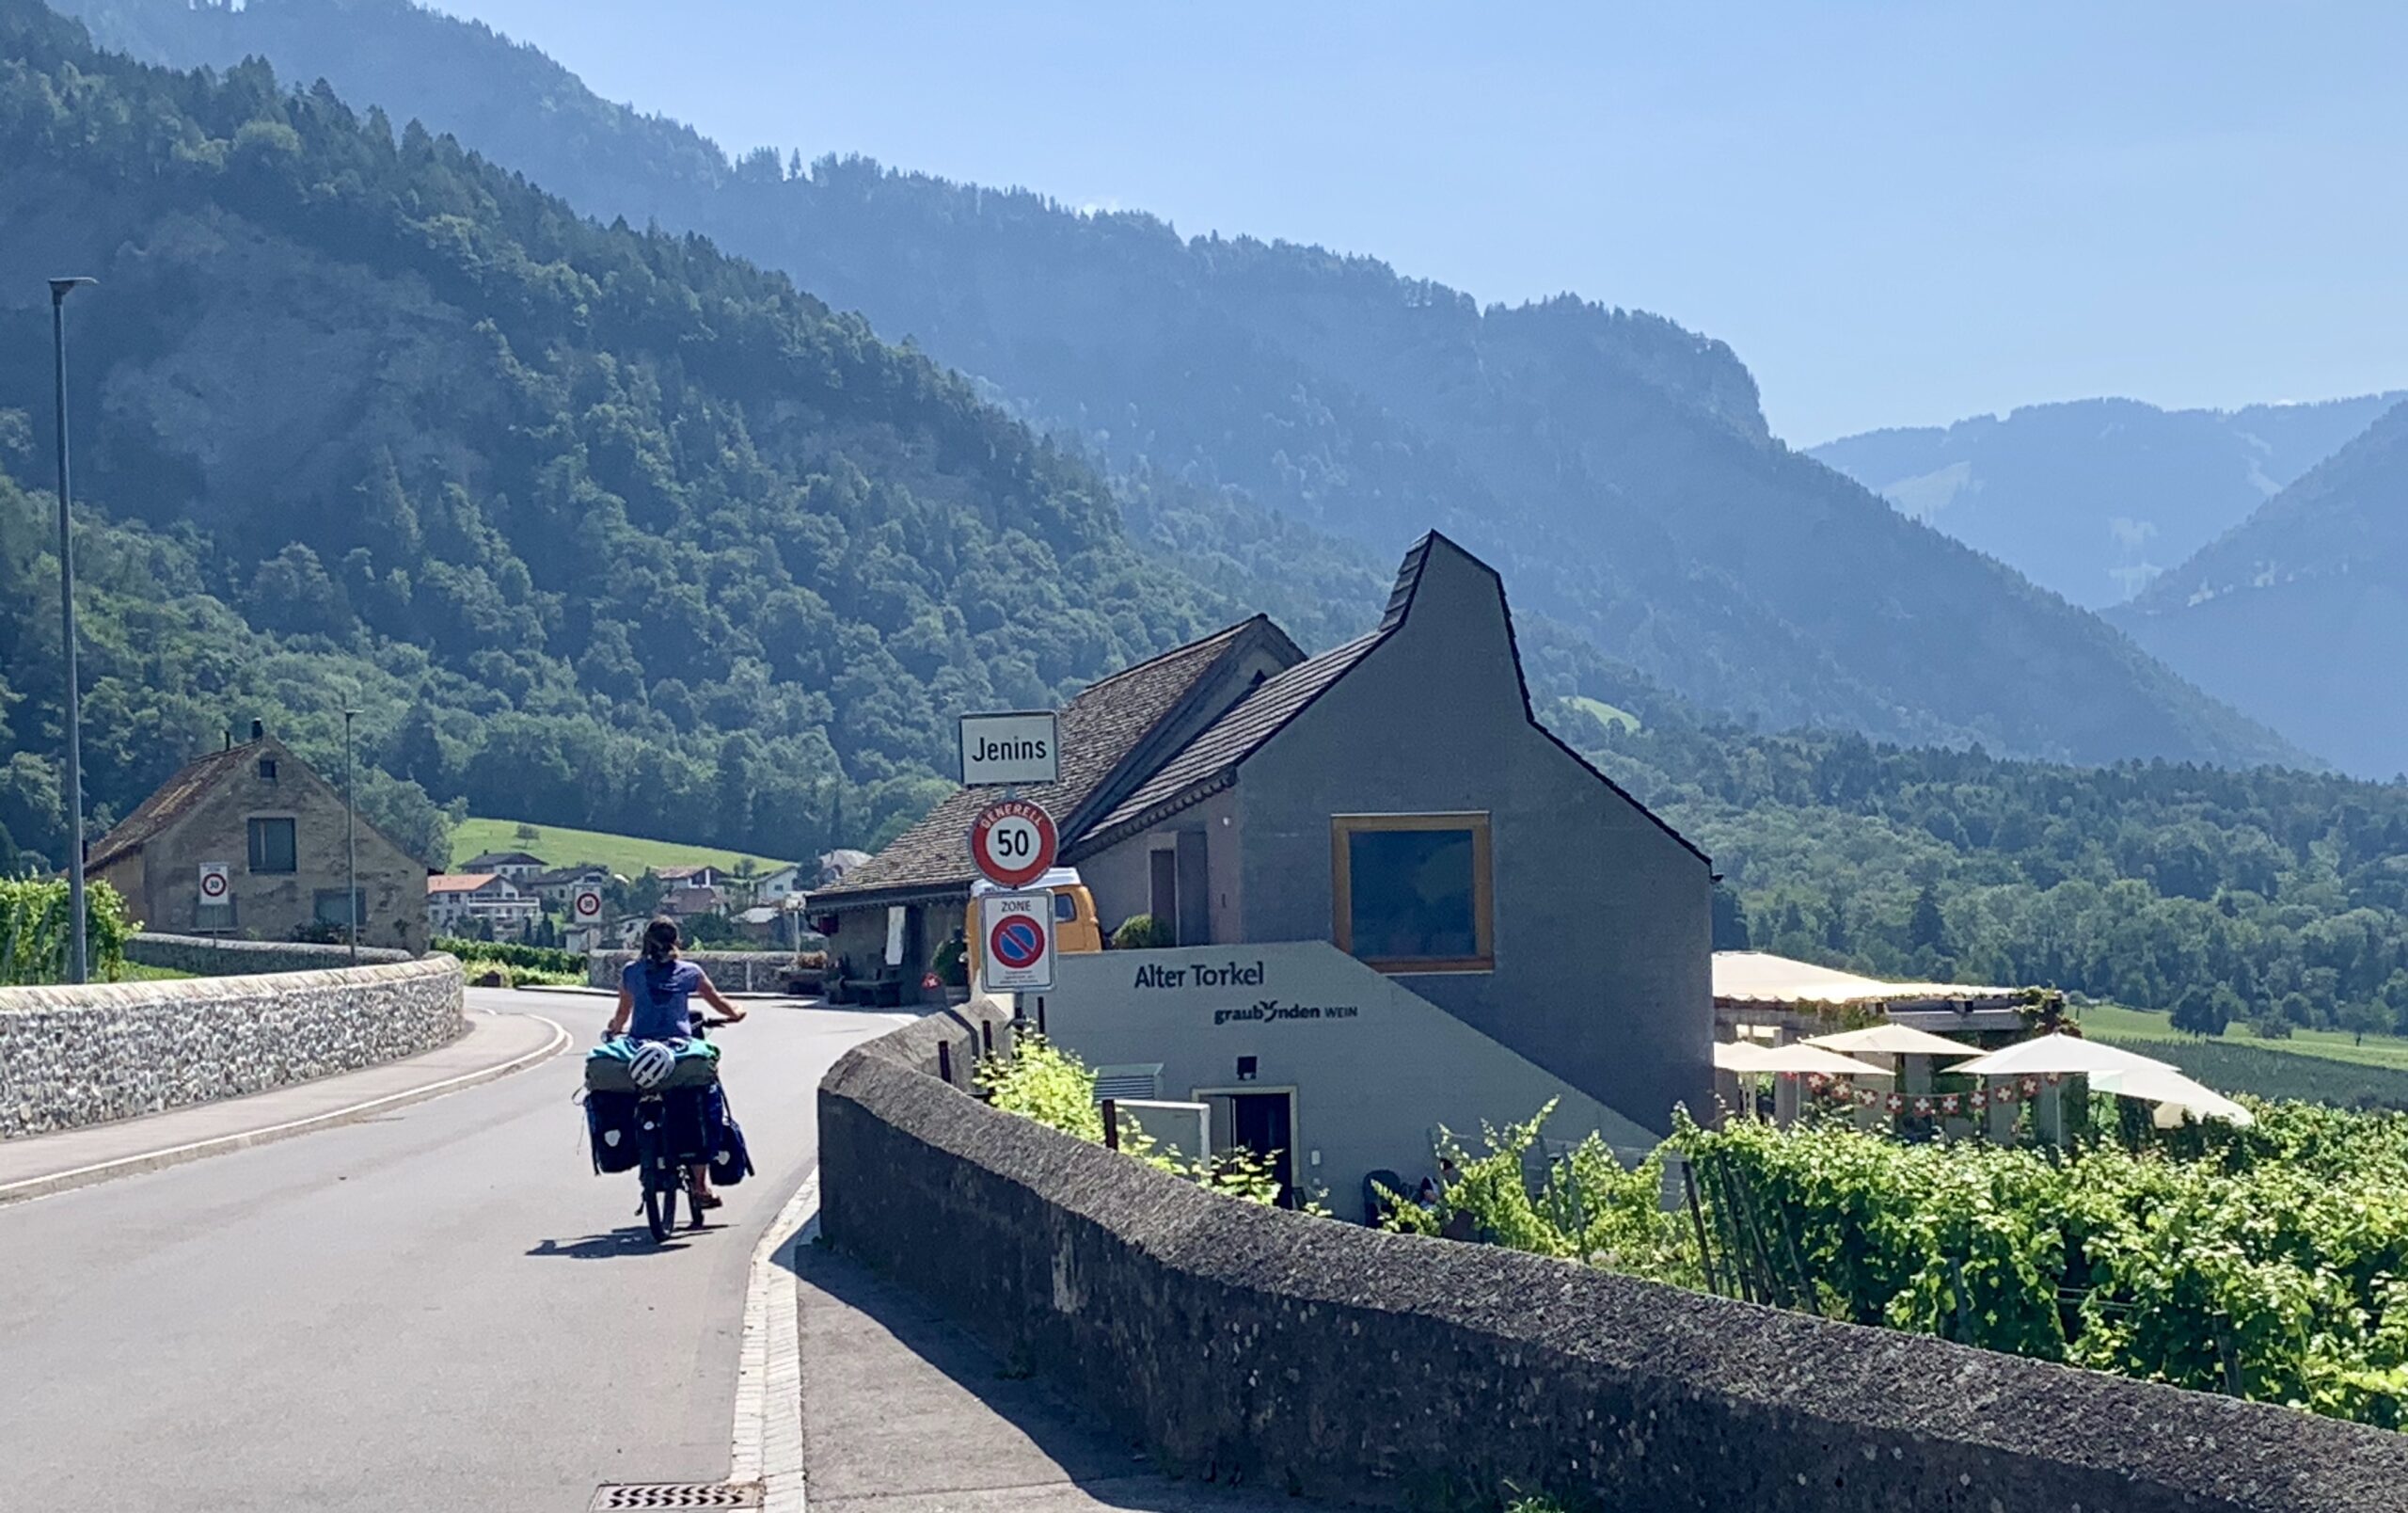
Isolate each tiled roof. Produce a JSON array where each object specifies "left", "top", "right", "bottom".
[
  {"left": 86, "top": 745, "right": 255, "bottom": 872},
  {"left": 1085, "top": 629, "right": 1389, "bottom": 840},
  {"left": 427, "top": 874, "right": 509, "bottom": 895},
  {"left": 816, "top": 619, "right": 1259, "bottom": 901}
]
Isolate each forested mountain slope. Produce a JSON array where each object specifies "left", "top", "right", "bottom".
[
  {"left": 1814, "top": 393, "right": 2402, "bottom": 611},
  {"left": 2113, "top": 401, "right": 2408, "bottom": 779},
  {"left": 0, "top": 0, "right": 1222, "bottom": 865},
  {"left": 50, "top": 0, "right": 2308, "bottom": 771},
  {"left": 1568, "top": 708, "right": 2408, "bottom": 1036}
]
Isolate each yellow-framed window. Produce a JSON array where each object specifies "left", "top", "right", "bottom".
[{"left": 1329, "top": 812, "right": 1493, "bottom": 973}]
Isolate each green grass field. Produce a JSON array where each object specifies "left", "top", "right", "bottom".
[
  {"left": 2080, "top": 1001, "right": 2408, "bottom": 1107},
  {"left": 1566, "top": 695, "right": 1641, "bottom": 734},
  {"left": 448, "top": 818, "right": 790, "bottom": 879},
  {"left": 2077, "top": 1001, "right": 2408, "bottom": 1072}
]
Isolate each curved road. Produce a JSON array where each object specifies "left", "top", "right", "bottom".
[{"left": 0, "top": 988, "right": 910, "bottom": 1511}]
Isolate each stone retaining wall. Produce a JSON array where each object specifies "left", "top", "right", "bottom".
[
  {"left": 818, "top": 1004, "right": 2408, "bottom": 1513},
  {"left": 126, "top": 931, "right": 415, "bottom": 977},
  {"left": 0, "top": 956, "right": 464, "bottom": 1139},
  {"left": 586, "top": 950, "right": 821, "bottom": 994}
]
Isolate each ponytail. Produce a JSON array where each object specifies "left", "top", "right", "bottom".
[{"left": 641, "top": 918, "right": 680, "bottom": 965}]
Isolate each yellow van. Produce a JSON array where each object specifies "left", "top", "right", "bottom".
[{"left": 966, "top": 868, "right": 1104, "bottom": 984}]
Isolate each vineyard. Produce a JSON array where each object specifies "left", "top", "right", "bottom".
[
  {"left": 0, "top": 877, "right": 134, "bottom": 985},
  {"left": 1403, "top": 1100, "right": 2408, "bottom": 1431}
]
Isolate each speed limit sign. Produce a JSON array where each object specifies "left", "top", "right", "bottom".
[
  {"left": 571, "top": 887, "right": 604, "bottom": 923},
  {"left": 968, "top": 799, "right": 1057, "bottom": 889},
  {"left": 198, "top": 863, "right": 230, "bottom": 901}
]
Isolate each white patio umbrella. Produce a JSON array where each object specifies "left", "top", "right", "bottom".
[
  {"left": 2091, "top": 1066, "right": 2256, "bottom": 1127},
  {"left": 1949, "top": 1033, "right": 2175, "bottom": 1079},
  {"left": 1803, "top": 1024, "right": 1978, "bottom": 1059},
  {"left": 1746, "top": 1043, "right": 1895, "bottom": 1078},
  {"left": 1713, "top": 1041, "right": 1775, "bottom": 1073}
]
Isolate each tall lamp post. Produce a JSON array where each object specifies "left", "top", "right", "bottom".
[
  {"left": 51, "top": 276, "right": 97, "bottom": 984},
  {"left": 343, "top": 707, "right": 360, "bottom": 964}
]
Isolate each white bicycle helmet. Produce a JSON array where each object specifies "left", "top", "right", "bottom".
[{"left": 628, "top": 1041, "right": 677, "bottom": 1091}]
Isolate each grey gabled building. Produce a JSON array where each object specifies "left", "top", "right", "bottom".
[{"left": 814, "top": 533, "right": 1713, "bottom": 1136}]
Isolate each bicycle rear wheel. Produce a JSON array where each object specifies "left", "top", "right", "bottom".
[{"left": 643, "top": 1170, "right": 678, "bottom": 1242}]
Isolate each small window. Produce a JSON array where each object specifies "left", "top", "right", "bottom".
[
  {"left": 1331, "top": 812, "right": 1494, "bottom": 973},
  {"left": 257, "top": 757, "right": 278, "bottom": 783},
  {"left": 314, "top": 888, "right": 368, "bottom": 927},
  {"left": 247, "top": 817, "right": 297, "bottom": 874},
  {"left": 1053, "top": 892, "right": 1077, "bottom": 923}
]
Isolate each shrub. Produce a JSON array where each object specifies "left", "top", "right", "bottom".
[
  {"left": 0, "top": 877, "right": 134, "bottom": 984},
  {"left": 931, "top": 936, "right": 967, "bottom": 987},
  {"left": 1110, "top": 913, "right": 1174, "bottom": 950},
  {"left": 435, "top": 936, "right": 584, "bottom": 974}
]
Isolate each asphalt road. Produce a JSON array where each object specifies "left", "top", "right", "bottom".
[{"left": 0, "top": 988, "right": 910, "bottom": 1512}]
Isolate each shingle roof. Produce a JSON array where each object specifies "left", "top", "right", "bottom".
[
  {"left": 86, "top": 745, "right": 254, "bottom": 872},
  {"left": 815, "top": 619, "right": 1259, "bottom": 901},
  {"left": 1083, "top": 630, "right": 1389, "bottom": 842}
]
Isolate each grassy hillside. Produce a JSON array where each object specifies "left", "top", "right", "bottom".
[
  {"left": 448, "top": 818, "right": 787, "bottom": 879},
  {"left": 2079, "top": 1001, "right": 2408, "bottom": 1074}
]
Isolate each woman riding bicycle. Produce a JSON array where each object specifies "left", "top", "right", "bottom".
[{"left": 607, "top": 919, "right": 745, "bottom": 1205}]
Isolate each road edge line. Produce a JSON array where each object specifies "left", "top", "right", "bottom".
[
  {"left": 732, "top": 1166, "right": 817, "bottom": 1511},
  {"left": 0, "top": 1012, "right": 571, "bottom": 1206}
]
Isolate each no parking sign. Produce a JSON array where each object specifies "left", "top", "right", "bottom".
[{"left": 980, "top": 890, "right": 1054, "bottom": 991}]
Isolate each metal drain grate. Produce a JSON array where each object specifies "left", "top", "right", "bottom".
[{"left": 588, "top": 1483, "right": 762, "bottom": 1510}]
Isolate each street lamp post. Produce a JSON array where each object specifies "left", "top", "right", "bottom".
[
  {"left": 50, "top": 276, "right": 96, "bottom": 985},
  {"left": 344, "top": 707, "right": 360, "bottom": 964}
]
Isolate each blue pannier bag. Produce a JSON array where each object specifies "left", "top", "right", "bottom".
[
  {"left": 584, "top": 1090, "right": 642, "bottom": 1173},
  {"left": 708, "top": 1086, "right": 754, "bottom": 1187}
]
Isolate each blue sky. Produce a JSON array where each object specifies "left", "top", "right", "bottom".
[{"left": 439, "top": 0, "right": 2406, "bottom": 445}]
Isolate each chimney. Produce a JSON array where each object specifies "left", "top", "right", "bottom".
[
  {"left": 250, "top": 719, "right": 265, "bottom": 742},
  {"left": 223, "top": 728, "right": 232, "bottom": 752}
]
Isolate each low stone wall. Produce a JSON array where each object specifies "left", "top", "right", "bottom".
[
  {"left": 0, "top": 956, "right": 464, "bottom": 1139},
  {"left": 586, "top": 951, "right": 821, "bottom": 994},
  {"left": 819, "top": 1005, "right": 2408, "bottom": 1513},
  {"left": 126, "top": 932, "right": 415, "bottom": 977}
]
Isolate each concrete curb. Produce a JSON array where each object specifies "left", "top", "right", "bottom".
[
  {"left": 0, "top": 1011, "right": 571, "bottom": 1206},
  {"left": 731, "top": 1169, "right": 816, "bottom": 1511}
]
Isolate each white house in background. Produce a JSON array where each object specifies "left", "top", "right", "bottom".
[
  {"left": 753, "top": 864, "right": 804, "bottom": 901},
  {"left": 653, "top": 864, "right": 723, "bottom": 890},
  {"left": 459, "top": 850, "right": 547, "bottom": 882},
  {"left": 427, "top": 873, "right": 542, "bottom": 939}
]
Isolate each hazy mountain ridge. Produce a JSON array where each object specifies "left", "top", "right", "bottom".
[
  {"left": 0, "top": 0, "right": 1229, "bottom": 863},
  {"left": 47, "top": 0, "right": 2309, "bottom": 771},
  {"left": 1814, "top": 393, "right": 2404, "bottom": 610},
  {"left": 2114, "top": 400, "right": 2408, "bottom": 777}
]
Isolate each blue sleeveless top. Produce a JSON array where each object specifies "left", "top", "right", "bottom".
[{"left": 622, "top": 959, "right": 705, "bottom": 1040}]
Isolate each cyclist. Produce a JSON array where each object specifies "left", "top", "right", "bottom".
[{"left": 607, "top": 918, "right": 746, "bottom": 1205}]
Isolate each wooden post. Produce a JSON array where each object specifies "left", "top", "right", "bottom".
[
  {"left": 936, "top": 1039, "right": 953, "bottom": 1087},
  {"left": 1101, "top": 1097, "right": 1119, "bottom": 1151}
]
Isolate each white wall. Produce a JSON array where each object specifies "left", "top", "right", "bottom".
[{"left": 1044, "top": 941, "right": 1659, "bottom": 1222}]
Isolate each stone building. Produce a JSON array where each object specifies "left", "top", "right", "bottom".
[
  {"left": 815, "top": 533, "right": 1714, "bottom": 1155},
  {"left": 87, "top": 727, "right": 430, "bottom": 953}
]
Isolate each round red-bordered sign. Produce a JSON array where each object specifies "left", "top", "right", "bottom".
[
  {"left": 989, "top": 911, "right": 1048, "bottom": 971},
  {"left": 199, "top": 868, "right": 230, "bottom": 900},
  {"left": 572, "top": 888, "right": 603, "bottom": 922},
  {"left": 968, "top": 799, "right": 1057, "bottom": 888}
]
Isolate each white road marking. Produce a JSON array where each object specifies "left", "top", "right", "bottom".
[{"left": 733, "top": 1169, "right": 818, "bottom": 1511}]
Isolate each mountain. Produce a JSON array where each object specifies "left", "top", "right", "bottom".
[
  {"left": 1814, "top": 394, "right": 2403, "bottom": 610},
  {"left": 2112, "top": 401, "right": 2408, "bottom": 779},
  {"left": 0, "top": 0, "right": 1228, "bottom": 867},
  {"left": 48, "top": 0, "right": 2309, "bottom": 772}
]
